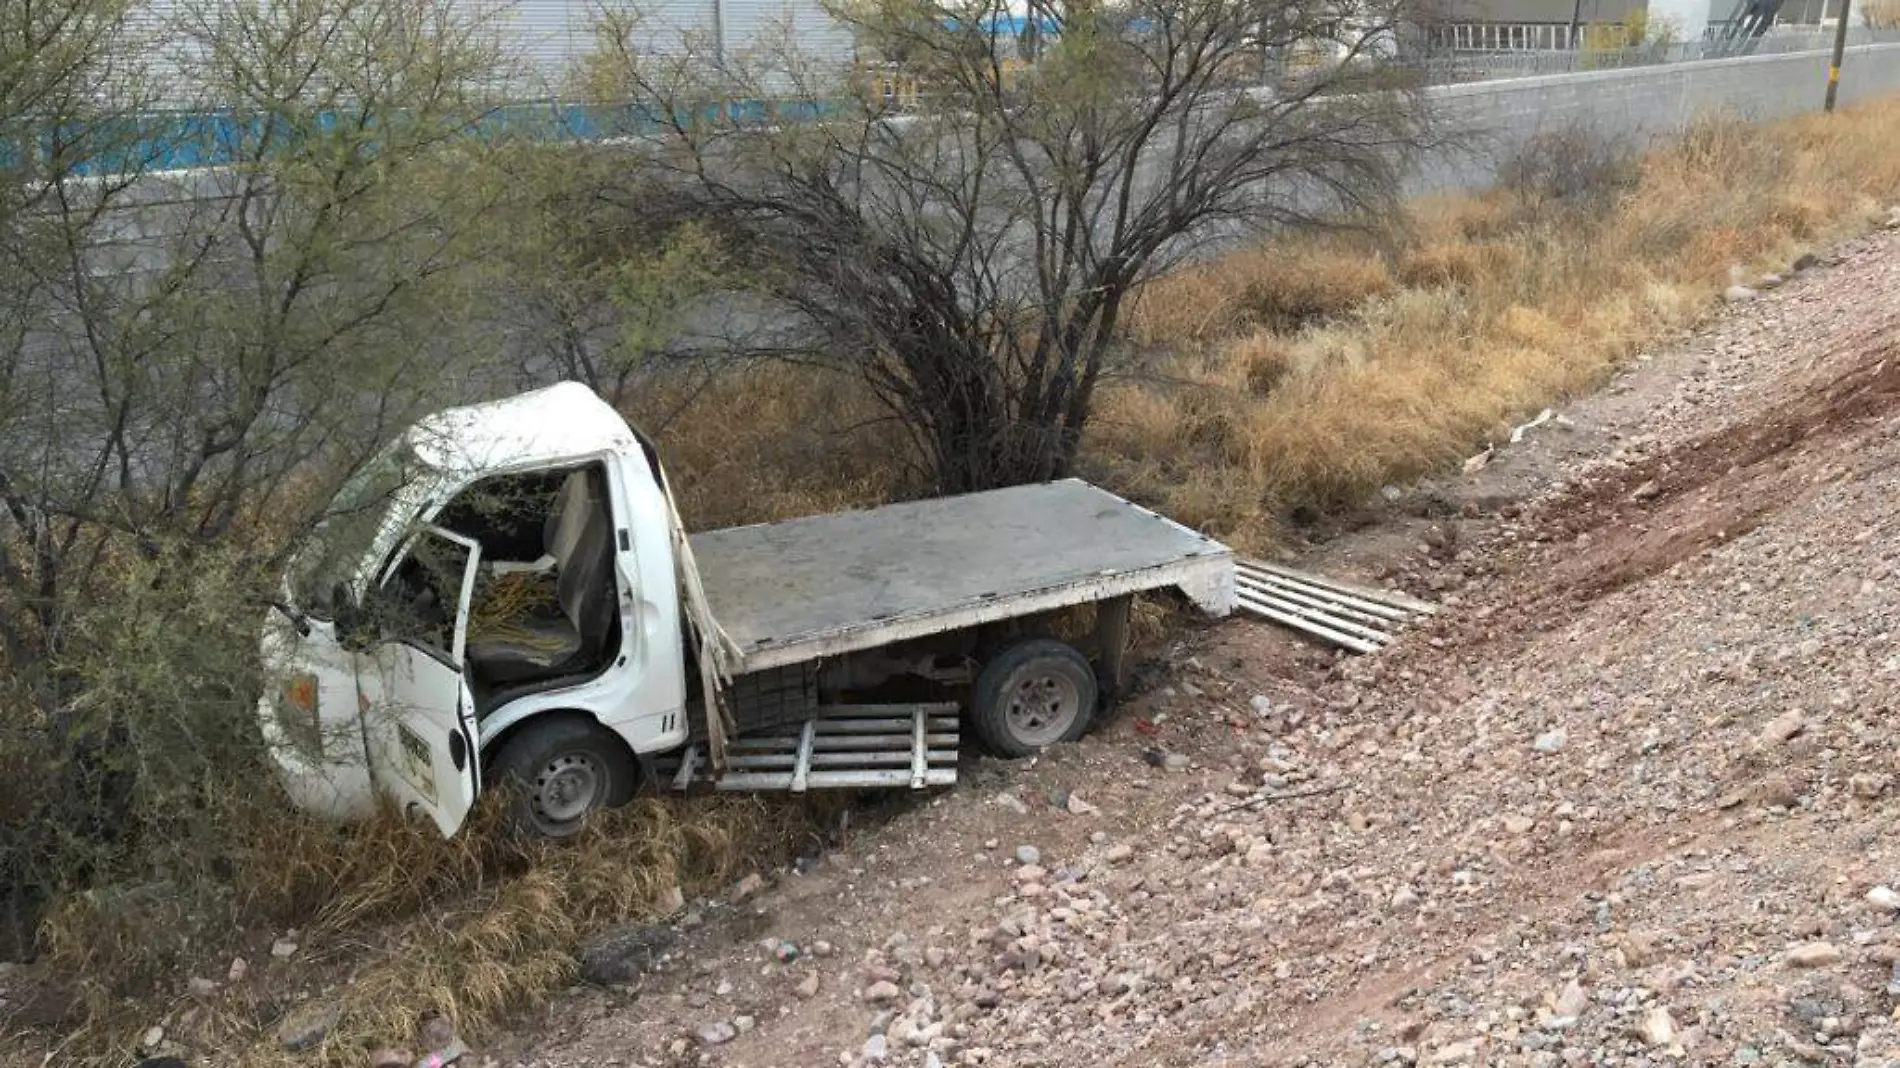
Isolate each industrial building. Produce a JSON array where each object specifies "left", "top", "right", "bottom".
[{"left": 1421, "top": 0, "right": 1834, "bottom": 50}]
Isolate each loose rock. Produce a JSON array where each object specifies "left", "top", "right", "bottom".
[
  {"left": 1554, "top": 980, "right": 1590, "bottom": 1019},
  {"left": 1786, "top": 942, "right": 1844, "bottom": 969},
  {"left": 1533, "top": 729, "right": 1567, "bottom": 755},
  {"left": 1636, "top": 1005, "right": 1678, "bottom": 1048},
  {"left": 579, "top": 924, "right": 676, "bottom": 986},
  {"left": 1755, "top": 710, "right": 1806, "bottom": 748},
  {"left": 276, "top": 1002, "right": 342, "bottom": 1053}
]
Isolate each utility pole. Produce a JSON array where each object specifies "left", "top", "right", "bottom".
[{"left": 1824, "top": 0, "right": 1852, "bottom": 111}]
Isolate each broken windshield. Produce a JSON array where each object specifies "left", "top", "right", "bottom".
[{"left": 288, "top": 439, "right": 427, "bottom": 618}]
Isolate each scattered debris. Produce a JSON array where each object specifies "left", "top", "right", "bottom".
[{"left": 1510, "top": 407, "right": 1555, "bottom": 444}]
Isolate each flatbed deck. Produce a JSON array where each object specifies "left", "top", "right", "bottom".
[{"left": 688, "top": 479, "right": 1235, "bottom": 674}]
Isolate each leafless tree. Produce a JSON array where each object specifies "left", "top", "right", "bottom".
[
  {"left": 587, "top": 0, "right": 1437, "bottom": 492},
  {"left": 0, "top": 0, "right": 519, "bottom": 957}
]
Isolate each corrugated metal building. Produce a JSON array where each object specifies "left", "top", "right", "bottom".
[
  {"left": 128, "top": 0, "right": 857, "bottom": 97},
  {"left": 501, "top": 0, "right": 855, "bottom": 82}
]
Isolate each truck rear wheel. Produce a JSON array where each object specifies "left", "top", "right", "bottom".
[
  {"left": 971, "top": 639, "right": 1098, "bottom": 758},
  {"left": 489, "top": 716, "right": 637, "bottom": 839}
]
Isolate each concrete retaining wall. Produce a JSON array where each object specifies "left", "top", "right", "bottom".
[{"left": 1414, "top": 42, "right": 1900, "bottom": 193}]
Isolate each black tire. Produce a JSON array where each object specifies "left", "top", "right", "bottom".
[
  {"left": 488, "top": 716, "right": 637, "bottom": 839},
  {"left": 971, "top": 638, "right": 1098, "bottom": 758}
]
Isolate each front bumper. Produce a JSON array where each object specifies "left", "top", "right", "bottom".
[{"left": 257, "top": 693, "right": 377, "bottom": 822}]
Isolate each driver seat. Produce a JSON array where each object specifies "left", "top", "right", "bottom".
[{"left": 466, "top": 469, "right": 616, "bottom": 684}]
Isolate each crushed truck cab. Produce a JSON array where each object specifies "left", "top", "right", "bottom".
[{"left": 258, "top": 382, "right": 1234, "bottom": 837}]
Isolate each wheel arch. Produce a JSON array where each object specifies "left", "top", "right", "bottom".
[{"left": 479, "top": 708, "right": 641, "bottom": 799}]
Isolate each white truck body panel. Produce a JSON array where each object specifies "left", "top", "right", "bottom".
[
  {"left": 260, "top": 382, "right": 1237, "bottom": 834},
  {"left": 690, "top": 480, "right": 1235, "bottom": 674}
]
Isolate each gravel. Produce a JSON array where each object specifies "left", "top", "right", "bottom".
[{"left": 516, "top": 223, "right": 1900, "bottom": 1068}]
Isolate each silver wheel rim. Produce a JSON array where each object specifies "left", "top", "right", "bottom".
[
  {"left": 530, "top": 752, "right": 603, "bottom": 828},
  {"left": 1005, "top": 668, "right": 1081, "bottom": 748}
]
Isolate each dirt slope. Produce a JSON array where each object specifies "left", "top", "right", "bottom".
[{"left": 509, "top": 227, "right": 1900, "bottom": 1068}]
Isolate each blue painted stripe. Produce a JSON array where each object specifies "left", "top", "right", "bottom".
[{"left": 1, "top": 96, "right": 853, "bottom": 176}]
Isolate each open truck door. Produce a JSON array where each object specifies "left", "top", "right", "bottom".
[{"left": 359, "top": 526, "right": 483, "bottom": 836}]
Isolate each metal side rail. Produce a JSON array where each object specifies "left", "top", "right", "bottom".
[{"left": 658, "top": 703, "right": 960, "bottom": 793}]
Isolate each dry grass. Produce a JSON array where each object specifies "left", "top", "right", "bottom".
[
  {"left": 1129, "top": 234, "right": 1395, "bottom": 345},
  {"left": 36, "top": 791, "right": 835, "bottom": 1066},
  {"left": 622, "top": 361, "right": 902, "bottom": 528},
  {"left": 22, "top": 97, "right": 1900, "bottom": 1068},
  {"left": 1096, "top": 100, "right": 1900, "bottom": 549}
]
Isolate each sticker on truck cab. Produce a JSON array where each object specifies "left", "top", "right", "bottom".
[{"left": 396, "top": 723, "right": 438, "bottom": 803}]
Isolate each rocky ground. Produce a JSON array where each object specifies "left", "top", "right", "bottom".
[{"left": 500, "top": 224, "right": 1900, "bottom": 1068}]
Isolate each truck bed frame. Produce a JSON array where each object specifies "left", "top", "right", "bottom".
[
  {"left": 689, "top": 479, "right": 1234, "bottom": 676},
  {"left": 668, "top": 480, "right": 1234, "bottom": 792},
  {"left": 660, "top": 703, "right": 960, "bottom": 792}
]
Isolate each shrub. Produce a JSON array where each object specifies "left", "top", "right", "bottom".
[{"left": 1497, "top": 126, "right": 1643, "bottom": 216}]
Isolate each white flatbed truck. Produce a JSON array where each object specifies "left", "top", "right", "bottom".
[{"left": 258, "top": 382, "right": 1235, "bottom": 837}]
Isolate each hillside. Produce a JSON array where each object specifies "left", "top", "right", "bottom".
[{"left": 502, "top": 223, "right": 1900, "bottom": 1067}]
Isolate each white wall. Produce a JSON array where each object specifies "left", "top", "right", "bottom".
[
  {"left": 1649, "top": 0, "right": 1715, "bottom": 41},
  {"left": 1412, "top": 41, "right": 1900, "bottom": 194}
]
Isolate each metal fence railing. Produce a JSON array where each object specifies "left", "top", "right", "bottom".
[
  {"left": 1420, "top": 27, "right": 1900, "bottom": 85},
  {"left": 11, "top": 26, "right": 1896, "bottom": 175}
]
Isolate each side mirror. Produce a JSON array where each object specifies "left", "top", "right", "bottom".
[{"left": 332, "top": 582, "right": 375, "bottom": 651}]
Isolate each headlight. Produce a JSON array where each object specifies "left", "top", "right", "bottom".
[{"left": 275, "top": 673, "right": 322, "bottom": 759}]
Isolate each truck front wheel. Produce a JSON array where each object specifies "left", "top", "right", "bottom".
[
  {"left": 489, "top": 717, "right": 637, "bottom": 839},
  {"left": 971, "top": 639, "right": 1098, "bottom": 758}
]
